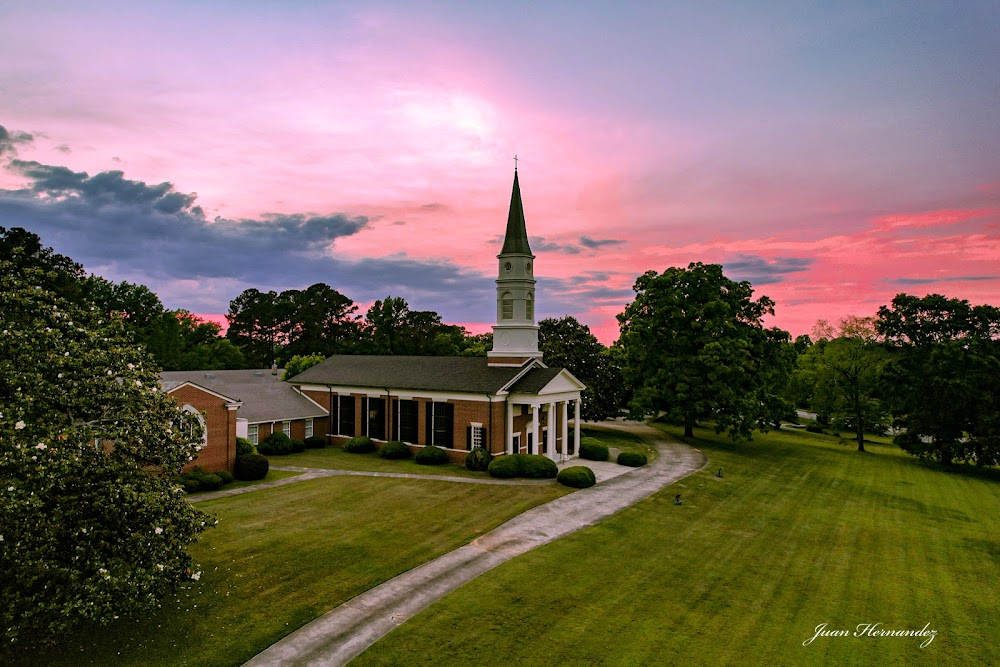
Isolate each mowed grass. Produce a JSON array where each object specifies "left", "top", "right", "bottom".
[
  {"left": 353, "top": 423, "right": 1000, "bottom": 666},
  {"left": 29, "top": 476, "right": 569, "bottom": 667}
]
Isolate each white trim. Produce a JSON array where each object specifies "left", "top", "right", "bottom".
[
  {"left": 295, "top": 385, "right": 505, "bottom": 403},
  {"left": 166, "top": 381, "right": 242, "bottom": 406}
]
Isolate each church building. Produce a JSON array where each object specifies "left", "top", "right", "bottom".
[{"left": 288, "top": 170, "right": 586, "bottom": 464}]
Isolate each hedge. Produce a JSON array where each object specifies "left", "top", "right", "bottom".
[
  {"left": 617, "top": 451, "right": 647, "bottom": 467},
  {"left": 344, "top": 436, "right": 377, "bottom": 453},
  {"left": 304, "top": 435, "right": 327, "bottom": 449},
  {"left": 487, "top": 454, "right": 558, "bottom": 480},
  {"left": 379, "top": 441, "right": 412, "bottom": 459},
  {"left": 557, "top": 466, "right": 596, "bottom": 488},
  {"left": 236, "top": 437, "right": 256, "bottom": 456},
  {"left": 465, "top": 446, "right": 493, "bottom": 472},
  {"left": 258, "top": 432, "right": 292, "bottom": 456},
  {"left": 234, "top": 453, "right": 269, "bottom": 481},
  {"left": 579, "top": 437, "right": 610, "bottom": 462},
  {"left": 415, "top": 445, "right": 449, "bottom": 465},
  {"left": 290, "top": 439, "right": 306, "bottom": 453}
]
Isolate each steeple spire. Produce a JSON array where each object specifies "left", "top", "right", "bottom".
[
  {"left": 489, "top": 168, "right": 541, "bottom": 366},
  {"left": 501, "top": 170, "right": 532, "bottom": 255}
]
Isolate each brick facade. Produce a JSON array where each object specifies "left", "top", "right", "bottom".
[{"left": 168, "top": 384, "right": 237, "bottom": 474}]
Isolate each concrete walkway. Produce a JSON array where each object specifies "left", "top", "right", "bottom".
[{"left": 243, "top": 422, "right": 707, "bottom": 667}]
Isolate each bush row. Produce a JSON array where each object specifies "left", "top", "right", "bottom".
[
  {"left": 174, "top": 468, "right": 235, "bottom": 493},
  {"left": 487, "top": 454, "right": 559, "bottom": 479}
]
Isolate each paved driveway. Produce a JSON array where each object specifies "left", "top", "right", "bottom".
[{"left": 243, "top": 421, "right": 707, "bottom": 667}]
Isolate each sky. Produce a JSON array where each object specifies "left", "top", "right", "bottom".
[{"left": 1, "top": 1, "right": 998, "bottom": 344}]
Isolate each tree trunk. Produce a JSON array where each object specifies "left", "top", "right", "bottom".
[
  {"left": 854, "top": 396, "right": 865, "bottom": 452},
  {"left": 684, "top": 413, "right": 694, "bottom": 438}
]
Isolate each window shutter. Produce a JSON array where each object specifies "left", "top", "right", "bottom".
[
  {"left": 466, "top": 425, "right": 472, "bottom": 450},
  {"left": 481, "top": 428, "right": 487, "bottom": 450},
  {"left": 425, "top": 401, "right": 433, "bottom": 445}
]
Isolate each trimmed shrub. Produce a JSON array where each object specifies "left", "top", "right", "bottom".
[
  {"left": 519, "top": 454, "right": 559, "bottom": 479},
  {"left": 179, "top": 477, "right": 200, "bottom": 493},
  {"left": 304, "top": 435, "right": 327, "bottom": 449},
  {"left": 805, "top": 424, "right": 825, "bottom": 434},
  {"left": 216, "top": 470, "right": 235, "bottom": 484},
  {"left": 234, "top": 453, "right": 269, "bottom": 481},
  {"left": 579, "top": 437, "right": 610, "bottom": 462},
  {"left": 415, "top": 445, "right": 449, "bottom": 465},
  {"left": 557, "top": 465, "right": 596, "bottom": 488},
  {"left": 290, "top": 439, "right": 306, "bottom": 453},
  {"left": 236, "top": 437, "right": 256, "bottom": 456},
  {"left": 617, "top": 451, "right": 647, "bottom": 467},
  {"left": 193, "top": 472, "right": 224, "bottom": 491},
  {"left": 465, "top": 446, "right": 493, "bottom": 471},
  {"left": 379, "top": 441, "right": 412, "bottom": 459},
  {"left": 487, "top": 455, "right": 520, "bottom": 479},
  {"left": 344, "top": 435, "right": 377, "bottom": 453},
  {"left": 258, "top": 431, "right": 293, "bottom": 456}
]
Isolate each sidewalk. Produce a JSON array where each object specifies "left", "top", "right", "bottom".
[{"left": 243, "top": 422, "right": 706, "bottom": 667}]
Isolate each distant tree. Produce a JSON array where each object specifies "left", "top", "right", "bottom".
[
  {"left": 792, "top": 316, "right": 890, "bottom": 451},
  {"left": 458, "top": 331, "right": 493, "bottom": 357},
  {"left": 793, "top": 334, "right": 813, "bottom": 354},
  {"left": 364, "top": 296, "right": 410, "bottom": 354},
  {"left": 280, "top": 283, "right": 360, "bottom": 360},
  {"left": 617, "top": 262, "right": 791, "bottom": 439},
  {"left": 539, "top": 316, "right": 625, "bottom": 421},
  {"left": 0, "top": 226, "right": 85, "bottom": 301},
  {"left": 877, "top": 293, "right": 1000, "bottom": 466},
  {"left": 0, "top": 263, "right": 211, "bottom": 651},
  {"left": 282, "top": 353, "right": 327, "bottom": 380},
  {"left": 225, "top": 288, "right": 289, "bottom": 367},
  {"left": 362, "top": 296, "right": 461, "bottom": 355}
]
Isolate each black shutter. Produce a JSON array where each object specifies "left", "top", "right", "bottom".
[
  {"left": 425, "top": 402, "right": 433, "bottom": 445},
  {"left": 466, "top": 425, "right": 472, "bottom": 450},
  {"left": 481, "top": 427, "right": 487, "bottom": 451}
]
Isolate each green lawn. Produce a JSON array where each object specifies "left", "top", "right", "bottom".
[
  {"left": 31, "top": 476, "right": 569, "bottom": 667},
  {"left": 271, "top": 444, "right": 489, "bottom": 478},
  {"left": 353, "top": 423, "right": 1000, "bottom": 666}
]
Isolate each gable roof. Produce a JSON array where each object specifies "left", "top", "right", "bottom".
[
  {"left": 288, "top": 355, "right": 584, "bottom": 397},
  {"left": 160, "top": 369, "right": 327, "bottom": 423}
]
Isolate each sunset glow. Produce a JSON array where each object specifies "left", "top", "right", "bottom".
[{"left": 2, "top": 1, "right": 998, "bottom": 344}]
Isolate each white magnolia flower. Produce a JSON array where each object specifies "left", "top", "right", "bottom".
[
  {"left": 156, "top": 564, "right": 164, "bottom": 571},
  {"left": 135, "top": 380, "right": 142, "bottom": 387},
  {"left": 154, "top": 527, "right": 163, "bottom": 535},
  {"left": 191, "top": 571, "right": 201, "bottom": 581},
  {"left": 15, "top": 421, "right": 25, "bottom": 430},
  {"left": 64, "top": 352, "right": 69, "bottom": 357},
  {"left": 35, "top": 443, "right": 47, "bottom": 450}
]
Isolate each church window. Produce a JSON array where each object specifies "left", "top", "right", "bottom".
[
  {"left": 425, "top": 401, "right": 454, "bottom": 447},
  {"left": 526, "top": 292, "right": 534, "bottom": 321},
  {"left": 282, "top": 420, "right": 291, "bottom": 437},
  {"left": 364, "top": 397, "right": 386, "bottom": 440},
  {"left": 248, "top": 424, "right": 258, "bottom": 446},
  {"left": 501, "top": 292, "right": 514, "bottom": 320},
  {"left": 393, "top": 399, "right": 419, "bottom": 443},
  {"left": 305, "top": 418, "right": 313, "bottom": 439},
  {"left": 336, "top": 395, "right": 355, "bottom": 437}
]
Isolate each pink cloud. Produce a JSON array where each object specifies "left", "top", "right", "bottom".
[{"left": 873, "top": 208, "right": 995, "bottom": 231}]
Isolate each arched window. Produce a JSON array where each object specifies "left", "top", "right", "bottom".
[
  {"left": 501, "top": 292, "right": 514, "bottom": 320},
  {"left": 526, "top": 292, "right": 534, "bottom": 321},
  {"left": 182, "top": 405, "right": 209, "bottom": 451}
]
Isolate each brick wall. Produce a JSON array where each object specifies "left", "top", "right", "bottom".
[{"left": 168, "top": 385, "right": 236, "bottom": 474}]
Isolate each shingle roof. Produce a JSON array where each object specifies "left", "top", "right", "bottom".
[
  {"left": 288, "top": 356, "right": 526, "bottom": 394},
  {"left": 160, "top": 369, "right": 327, "bottom": 423}
]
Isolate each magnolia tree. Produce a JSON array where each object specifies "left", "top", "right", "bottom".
[{"left": 0, "top": 266, "right": 212, "bottom": 650}]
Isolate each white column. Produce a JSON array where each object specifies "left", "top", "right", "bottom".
[
  {"left": 531, "top": 405, "right": 539, "bottom": 456},
  {"left": 573, "top": 399, "right": 581, "bottom": 458},
  {"left": 561, "top": 401, "right": 569, "bottom": 462},
  {"left": 507, "top": 400, "right": 514, "bottom": 454},
  {"left": 547, "top": 402, "right": 556, "bottom": 462}
]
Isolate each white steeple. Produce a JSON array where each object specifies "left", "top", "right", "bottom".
[{"left": 488, "top": 168, "right": 542, "bottom": 366}]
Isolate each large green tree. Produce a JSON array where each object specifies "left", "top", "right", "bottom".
[
  {"left": 792, "top": 316, "right": 890, "bottom": 451},
  {"left": 225, "top": 288, "right": 289, "bottom": 367},
  {"left": 362, "top": 296, "right": 465, "bottom": 356},
  {"left": 876, "top": 293, "right": 1000, "bottom": 466},
  {"left": 538, "top": 316, "right": 625, "bottom": 421},
  {"left": 0, "top": 263, "right": 211, "bottom": 650},
  {"left": 617, "top": 262, "right": 792, "bottom": 439}
]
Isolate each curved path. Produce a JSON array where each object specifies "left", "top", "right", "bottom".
[{"left": 244, "top": 422, "right": 707, "bottom": 667}]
